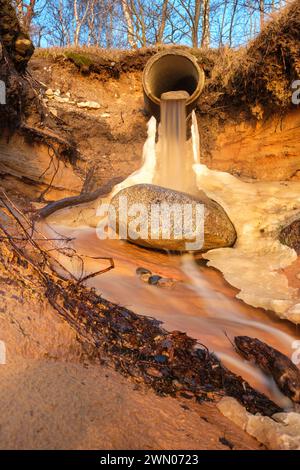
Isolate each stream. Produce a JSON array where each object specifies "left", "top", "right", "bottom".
[
  {"left": 42, "top": 105, "right": 300, "bottom": 409},
  {"left": 43, "top": 221, "right": 299, "bottom": 409}
]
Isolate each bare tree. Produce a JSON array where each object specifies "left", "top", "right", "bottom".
[
  {"left": 28, "top": 0, "right": 288, "bottom": 49},
  {"left": 73, "top": 0, "right": 92, "bottom": 46},
  {"left": 201, "top": 0, "right": 210, "bottom": 47},
  {"left": 121, "top": 0, "right": 137, "bottom": 47},
  {"left": 30, "top": 22, "right": 45, "bottom": 46},
  {"left": 44, "top": 0, "right": 72, "bottom": 46},
  {"left": 170, "top": 0, "right": 202, "bottom": 47},
  {"left": 13, "top": 0, "right": 43, "bottom": 32},
  {"left": 156, "top": 0, "right": 169, "bottom": 43},
  {"left": 219, "top": 0, "right": 228, "bottom": 46},
  {"left": 259, "top": 0, "right": 265, "bottom": 28},
  {"left": 192, "top": 0, "right": 201, "bottom": 47},
  {"left": 228, "top": 0, "right": 238, "bottom": 46}
]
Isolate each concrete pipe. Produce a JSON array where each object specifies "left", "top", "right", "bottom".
[{"left": 142, "top": 49, "right": 205, "bottom": 122}]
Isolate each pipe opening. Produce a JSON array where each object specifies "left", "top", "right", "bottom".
[
  {"left": 146, "top": 55, "right": 199, "bottom": 101},
  {"left": 142, "top": 50, "right": 205, "bottom": 121}
]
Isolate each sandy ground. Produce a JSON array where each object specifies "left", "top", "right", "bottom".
[{"left": 0, "top": 256, "right": 262, "bottom": 450}]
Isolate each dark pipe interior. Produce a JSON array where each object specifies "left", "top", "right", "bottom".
[{"left": 147, "top": 55, "right": 199, "bottom": 99}]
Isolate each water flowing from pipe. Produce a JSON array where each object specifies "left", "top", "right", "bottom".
[{"left": 154, "top": 92, "right": 198, "bottom": 194}]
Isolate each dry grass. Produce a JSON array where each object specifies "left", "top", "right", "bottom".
[
  {"left": 34, "top": 43, "right": 234, "bottom": 78},
  {"left": 218, "top": 0, "right": 300, "bottom": 115},
  {"left": 34, "top": 45, "right": 169, "bottom": 75}
]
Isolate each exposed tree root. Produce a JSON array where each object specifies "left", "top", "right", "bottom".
[
  {"left": 37, "top": 176, "right": 123, "bottom": 219},
  {"left": 234, "top": 336, "right": 300, "bottom": 403}
]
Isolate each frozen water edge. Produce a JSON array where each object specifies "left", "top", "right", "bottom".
[{"left": 194, "top": 161, "right": 300, "bottom": 322}]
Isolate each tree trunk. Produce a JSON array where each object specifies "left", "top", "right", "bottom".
[
  {"left": 157, "top": 0, "right": 169, "bottom": 44},
  {"left": 229, "top": 0, "right": 238, "bottom": 47},
  {"left": 192, "top": 0, "right": 201, "bottom": 48},
  {"left": 73, "top": 0, "right": 91, "bottom": 46},
  {"left": 260, "top": 0, "right": 265, "bottom": 30},
  {"left": 121, "top": 0, "right": 137, "bottom": 48},
  {"left": 14, "top": 0, "right": 37, "bottom": 32},
  {"left": 219, "top": 0, "right": 228, "bottom": 47},
  {"left": 201, "top": 0, "right": 210, "bottom": 48}
]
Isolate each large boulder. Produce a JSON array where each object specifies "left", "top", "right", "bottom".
[{"left": 109, "top": 184, "right": 236, "bottom": 252}]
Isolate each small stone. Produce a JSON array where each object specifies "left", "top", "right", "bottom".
[
  {"left": 219, "top": 436, "right": 234, "bottom": 450},
  {"left": 146, "top": 367, "right": 163, "bottom": 378},
  {"left": 148, "top": 275, "right": 162, "bottom": 285},
  {"left": 136, "top": 267, "right": 152, "bottom": 276},
  {"left": 54, "top": 89, "right": 61, "bottom": 96},
  {"left": 180, "top": 404, "right": 190, "bottom": 410},
  {"left": 180, "top": 391, "right": 194, "bottom": 399},
  {"left": 77, "top": 101, "right": 101, "bottom": 109},
  {"left": 157, "top": 277, "right": 176, "bottom": 288},
  {"left": 101, "top": 113, "right": 110, "bottom": 118},
  {"left": 140, "top": 273, "right": 151, "bottom": 282},
  {"left": 247, "top": 413, "right": 300, "bottom": 450},
  {"left": 54, "top": 96, "right": 69, "bottom": 103},
  {"left": 154, "top": 354, "right": 167, "bottom": 363},
  {"left": 217, "top": 397, "right": 249, "bottom": 431},
  {"left": 172, "top": 379, "right": 183, "bottom": 389},
  {"left": 45, "top": 88, "right": 54, "bottom": 97}
]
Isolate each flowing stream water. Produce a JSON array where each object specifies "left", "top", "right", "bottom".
[{"left": 44, "top": 98, "right": 300, "bottom": 408}]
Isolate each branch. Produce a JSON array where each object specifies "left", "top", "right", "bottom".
[{"left": 37, "top": 176, "right": 123, "bottom": 219}]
